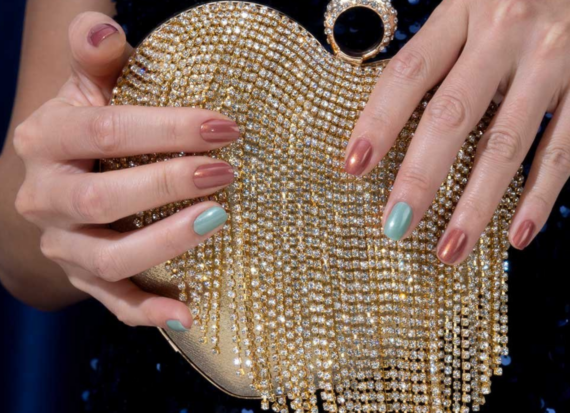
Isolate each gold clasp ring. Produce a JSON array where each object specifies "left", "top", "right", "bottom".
[{"left": 325, "top": 0, "right": 398, "bottom": 65}]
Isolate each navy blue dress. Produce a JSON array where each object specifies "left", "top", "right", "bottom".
[{"left": 76, "top": 1, "right": 570, "bottom": 412}]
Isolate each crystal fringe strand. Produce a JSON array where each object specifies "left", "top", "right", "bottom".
[{"left": 102, "top": 3, "right": 523, "bottom": 412}]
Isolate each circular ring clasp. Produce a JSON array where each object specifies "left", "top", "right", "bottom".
[{"left": 325, "top": 0, "right": 398, "bottom": 65}]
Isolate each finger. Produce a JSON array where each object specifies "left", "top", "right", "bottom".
[
  {"left": 41, "top": 201, "right": 228, "bottom": 282},
  {"left": 68, "top": 269, "right": 192, "bottom": 329},
  {"left": 344, "top": 0, "right": 468, "bottom": 176},
  {"left": 436, "top": 70, "right": 556, "bottom": 265},
  {"left": 48, "top": 157, "right": 234, "bottom": 224},
  {"left": 508, "top": 92, "right": 570, "bottom": 250},
  {"left": 381, "top": 38, "right": 511, "bottom": 241},
  {"left": 65, "top": 11, "right": 134, "bottom": 105},
  {"left": 34, "top": 102, "right": 240, "bottom": 160}
]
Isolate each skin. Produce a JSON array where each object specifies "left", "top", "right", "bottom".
[
  {"left": 0, "top": 1, "right": 237, "bottom": 329},
  {"left": 0, "top": 0, "right": 119, "bottom": 310},
  {"left": 1, "top": 0, "right": 569, "bottom": 327},
  {"left": 345, "top": 0, "right": 570, "bottom": 265}
]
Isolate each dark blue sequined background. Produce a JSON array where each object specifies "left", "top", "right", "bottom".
[{"left": 0, "top": 1, "right": 569, "bottom": 413}]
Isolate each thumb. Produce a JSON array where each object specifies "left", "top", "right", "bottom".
[{"left": 67, "top": 12, "right": 134, "bottom": 105}]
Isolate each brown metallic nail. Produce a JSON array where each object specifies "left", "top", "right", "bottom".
[
  {"left": 437, "top": 228, "right": 468, "bottom": 264},
  {"left": 88, "top": 23, "right": 119, "bottom": 47},
  {"left": 344, "top": 138, "right": 373, "bottom": 176},
  {"left": 200, "top": 120, "right": 240, "bottom": 142},
  {"left": 512, "top": 220, "right": 535, "bottom": 249},
  {"left": 193, "top": 163, "right": 234, "bottom": 189}
]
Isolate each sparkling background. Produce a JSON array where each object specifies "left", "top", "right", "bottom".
[{"left": 0, "top": 1, "right": 569, "bottom": 412}]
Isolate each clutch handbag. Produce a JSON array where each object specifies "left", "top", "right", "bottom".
[{"left": 102, "top": 1, "right": 525, "bottom": 412}]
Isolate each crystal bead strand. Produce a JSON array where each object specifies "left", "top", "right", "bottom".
[{"left": 104, "top": 3, "right": 523, "bottom": 411}]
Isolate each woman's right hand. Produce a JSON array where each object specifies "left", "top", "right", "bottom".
[{"left": 13, "top": 12, "right": 239, "bottom": 331}]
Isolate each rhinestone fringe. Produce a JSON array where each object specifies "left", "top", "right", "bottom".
[{"left": 102, "top": 2, "right": 524, "bottom": 412}]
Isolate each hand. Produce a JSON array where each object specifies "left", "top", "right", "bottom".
[
  {"left": 345, "top": 0, "right": 570, "bottom": 265},
  {"left": 13, "top": 12, "right": 239, "bottom": 330}
]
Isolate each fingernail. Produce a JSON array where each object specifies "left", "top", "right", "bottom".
[
  {"left": 88, "top": 23, "right": 119, "bottom": 47},
  {"left": 512, "top": 220, "right": 535, "bottom": 249},
  {"left": 200, "top": 120, "right": 240, "bottom": 142},
  {"left": 166, "top": 320, "right": 189, "bottom": 332},
  {"left": 344, "top": 138, "right": 373, "bottom": 176},
  {"left": 194, "top": 163, "right": 234, "bottom": 189},
  {"left": 437, "top": 228, "right": 468, "bottom": 264},
  {"left": 384, "top": 202, "right": 413, "bottom": 241},
  {"left": 194, "top": 206, "right": 228, "bottom": 235}
]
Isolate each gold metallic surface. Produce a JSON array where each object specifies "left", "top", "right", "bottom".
[{"left": 102, "top": 2, "right": 524, "bottom": 411}]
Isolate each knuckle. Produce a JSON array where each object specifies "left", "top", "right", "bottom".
[
  {"left": 157, "top": 160, "right": 190, "bottom": 200},
  {"left": 398, "top": 166, "right": 432, "bottom": 193},
  {"left": 14, "top": 186, "right": 39, "bottom": 220},
  {"left": 90, "top": 109, "right": 122, "bottom": 155},
  {"left": 458, "top": 195, "right": 487, "bottom": 223},
  {"left": 39, "top": 232, "right": 60, "bottom": 262},
  {"left": 528, "top": 189, "right": 552, "bottom": 211},
  {"left": 72, "top": 180, "right": 109, "bottom": 222},
  {"left": 541, "top": 140, "right": 570, "bottom": 175},
  {"left": 161, "top": 112, "right": 184, "bottom": 146},
  {"left": 426, "top": 93, "right": 469, "bottom": 130},
  {"left": 492, "top": 0, "right": 534, "bottom": 26},
  {"left": 92, "top": 246, "right": 123, "bottom": 282},
  {"left": 158, "top": 224, "right": 187, "bottom": 259},
  {"left": 367, "top": 105, "right": 391, "bottom": 128},
  {"left": 141, "top": 297, "right": 161, "bottom": 326},
  {"left": 116, "top": 312, "right": 138, "bottom": 328},
  {"left": 13, "top": 121, "right": 36, "bottom": 158},
  {"left": 536, "top": 22, "right": 570, "bottom": 58},
  {"left": 67, "top": 276, "right": 84, "bottom": 290},
  {"left": 14, "top": 188, "right": 30, "bottom": 217},
  {"left": 388, "top": 48, "right": 429, "bottom": 83},
  {"left": 480, "top": 127, "right": 524, "bottom": 164}
]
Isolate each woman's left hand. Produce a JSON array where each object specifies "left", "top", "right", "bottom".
[{"left": 345, "top": 0, "right": 570, "bottom": 265}]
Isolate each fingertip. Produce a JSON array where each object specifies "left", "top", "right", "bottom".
[
  {"left": 193, "top": 160, "right": 236, "bottom": 190},
  {"left": 68, "top": 12, "right": 130, "bottom": 79},
  {"left": 436, "top": 228, "right": 468, "bottom": 266},
  {"left": 168, "top": 304, "right": 194, "bottom": 331},
  {"left": 87, "top": 23, "right": 119, "bottom": 48},
  {"left": 344, "top": 137, "right": 373, "bottom": 176},
  {"left": 143, "top": 296, "right": 192, "bottom": 330},
  {"left": 510, "top": 219, "right": 536, "bottom": 250},
  {"left": 436, "top": 246, "right": 468, "bottom": 267},
  {"left": 200, "top": 118, "right": 241, "bottom": 144},
  {"left": 166, "top": 320, "right": 190, "bottom": 332},
  {"left": 165, "top": 201, "right": 228, "bottom": 240},
  {"left": 382, "top": 201, "right": 414, "bottom": 242},
  {"left": 193, "top": 203, "right": 229, "bottom": 236}
]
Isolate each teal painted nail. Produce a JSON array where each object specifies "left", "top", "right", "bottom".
[
  {"left": 384, "top": 202, "right": 413, "bottom": 241},
  {"left": 166, "top": 320, "right": 189, "bottom": 332},
  {"left": 194, "top": 206, "right": 228, "bottom": 235}
]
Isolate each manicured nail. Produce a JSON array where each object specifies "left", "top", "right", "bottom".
[
  {"left": 344, "top": 138, "right": 373, "bottom": 176},
  {"left": 194, "top": 206, "right": 228, "bottom": 235},
  {"left": 512, "top": 220, "right": 535, "bottom": 249},
  {"left": 384, "top": 202, "right": 413, "bottom": 241},
  {"left": 88, "top": 23, "right": 119, "bottom": 47},
  {"left": 437, "top": 228, "right": 468, "bottom": 264},
  {"left": 166, "top": 320, "right": 189, "bottom": 332},
  {"left": 200, "top": 120, "right": 240, "bottom": 142},
  {"left": 194, "top": 163, "right": 234, "bottom": 189}
]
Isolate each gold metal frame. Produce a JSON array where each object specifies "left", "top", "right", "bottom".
[{"left": 324, "top": 0, "right": 398, "bottom": 65}]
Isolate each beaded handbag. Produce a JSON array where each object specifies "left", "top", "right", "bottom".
[{"left": 102, "top": 1, "right": 524, "bottom": 411}]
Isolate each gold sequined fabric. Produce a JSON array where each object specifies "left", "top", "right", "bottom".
[{"left": 102, "top": 2, "right": 524, "bottom": 412}]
